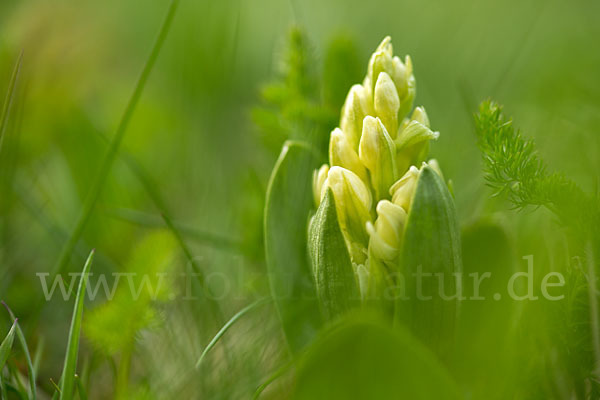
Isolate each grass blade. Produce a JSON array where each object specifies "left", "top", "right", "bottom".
[
  {"left": 59, "top": 250, "right": 95, "bottom": 400},
  {"left": 1, "top": 302, "right": 36, "bottom": 400},
  {"left": 32, "top": 336, "right": 44, "bottom": 378},
  {"left": 0, "top": 319, "right": 18, "bottom": 398},
  {"left": 50, "top": 379, "right": 60, "bottom": 399},
  {"left": 51, "top": 0, "right": 180, "bottom": 279},
  {"left": 0, "top": 320, "right": 17, "bottom": 370},
  {"left": 252, "top": 359, "right": 293, "bottom": 400},
  {"left": 4, "top": 380, "right": 27, "bottom": 400},
  {"left": 195, "top": 298, "right": 270, "bottom": 369},
  {"left": 0, "top": 51, "right": 22, "bottom": 154},
  {"left": 74, "top": 375, "right": 87, "bottom": 400},
  {"left": 0, "top": 371, "right": 5, "bottom": 399}
]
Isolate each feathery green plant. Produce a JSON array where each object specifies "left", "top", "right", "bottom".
[
  {"left": 84, "top": 232, "right": 175, "bottom": 398},
  {"left": 252, "top": 27, "right": 329, "bottom": 153},
  {"left": 253, "top": 28, "right": 362, "bottom": 156},
  {"left": 474, "top": 100, "right": 598, "bottom": 234}
]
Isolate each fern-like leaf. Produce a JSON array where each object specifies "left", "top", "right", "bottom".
[{"left": 474, "top": 100, "right": 598, "bottom": 235}]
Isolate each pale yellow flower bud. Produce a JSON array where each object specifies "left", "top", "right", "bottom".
[
  {"left": 374, "top": 72, "right": 400, "bottom": 139},
  {"left": 366, "top": 200, "right": 407, "bottom": 262},
  {"left": 340, "top": 84, "right": 372, "bottom": 150},
  {"left": 396, "top": 120, "right": 439, "bottom": 149},
  {"left": 365, "top": 37, "right": 415, "bottom": 123},
  {"left": 396, "top": 56, "right": 416, "bottom": 120},
  {"left": 395, "top": 107, "right": 439, "bottom": 173},
  {"left": 410, "top": 106, "right": 430, "bottom": 127},
  {"left": 366, "top": 37, "right": 394, "bottom": 95},
  {"left": 329, "top": 128, "right": 368, "bottom": 182},
  {"left": 359, "top": 116, "right": 397, "bottom": 201},
  {"left": 375, "top": 35, "right": 393, "bottom": 54},
  {"left": 390, "top": 165, "right": 419, "bottom": 210},
  {"left": 312, "top": 164, "right": 329, "bottom": 207},
  {"left": 391, "top": 56, "right": 408, "bottom": 97},
  {"left": 324, "top": 166, "right": 372, "bottom": 245}
]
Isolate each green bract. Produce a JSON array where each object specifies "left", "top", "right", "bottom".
[{"left": 309, "top": 188, "right": 361, "bottom": 320}]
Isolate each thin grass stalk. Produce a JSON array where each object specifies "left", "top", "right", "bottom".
[
  {"left": 1, "top": 302, "right": 36, "bottom": 400},
  {"left": 195, "top": 298, "right": 271, "bottom": 368},
  {"left": 0, "top": 51, "right": 22, "bottom": 154}
]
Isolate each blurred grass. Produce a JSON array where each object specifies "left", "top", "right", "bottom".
[{"left": 0, "top": 0, "right": 599, "bottom": 398}]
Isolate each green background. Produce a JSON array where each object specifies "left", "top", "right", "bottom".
[{"left": 0, "top": 0, "right": 599, "bottom": 398}]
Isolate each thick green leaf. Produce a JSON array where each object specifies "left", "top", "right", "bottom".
[
  {"left": 0, "top": 320, "right": 17, "bottom": 370},
  {"left": 59, "top": 249, "right": 95, "bottom": 400},
  {"left": 292, "top": 313, "right": 462, "bottom": 400},
  {"left": 308, "top": 188, "right": 360, "bottom": 320},
  {"left": 264, "top": 141, "right": 322, "bottom": 353},
  {"left": 395, "top": 165, "right": 462, "bottom": 357}
]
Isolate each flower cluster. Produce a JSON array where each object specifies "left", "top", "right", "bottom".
[{"left": 313, "top": 37, "right": 442, "bottom": 294}]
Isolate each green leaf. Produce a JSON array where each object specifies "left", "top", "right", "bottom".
[
  {"left": 474, "top": 100, "right": 597, "bottom": 236},
  {"left": 59, "top": 249, "right": 95, "bottom": 400},
  {"left": 308, "top": 188, "right": 360, "bottom": 320},
  {"left": 0, "top": 320, "right": 17, "bottom": 370},
  {"left": 264, "top": 140, "right": 322, "bottom": 353},
  {"left": 395, "top": 165, "right": 462, "bottom": 357},
  {"left": 292, "top": 313, "right": 462, "bottom": 400}
]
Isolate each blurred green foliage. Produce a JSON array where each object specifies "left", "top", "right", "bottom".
[{"left": 0, "top": 0, "right": 599, "bottom": 398}]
